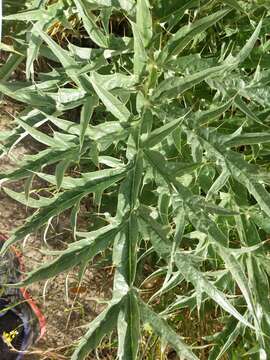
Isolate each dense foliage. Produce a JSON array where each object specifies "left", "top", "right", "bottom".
[{"left": 1, "top": 0, "right": 270, "bottom": 359}]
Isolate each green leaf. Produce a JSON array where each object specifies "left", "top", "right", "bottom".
[
  {"left": 0, "top": 82, "right": 55, "bottom": 110},
  {"left": 112, "top": 153, "right": 143, "bottom": 360},
  {"left": 16, "top": 117, "right": 69, "bottom": 148},
  {"left": 142, "top": 115, "right": 186, "bottom": 148},
  {"left": 131, "top": 21, "right": 148, "bottom": 79},
  {"left": 194, "top": 99, "right": 233, "bottom": 126},
  {"left": 247, "top": 255, "right": 270, "bottom": 354},
  {"left": 25, "top": 2, "right": 63, "bottom": 79},
  {"left": 175, "top": 252, "right": 255, "bottom": 329},
  {"left": 91, "top": 73, "right": 136, "bottom": 91},
  {"left": 137, "top": 0, "right": 152, "bottom": 47},
  {"left": 173, "top": 203, "right": 186, "bottom": 251},
  {"left": 208, "top": 318, "right": 244, "bottom": 360},
  {"left": 149, "top": 271, "right": 184, "bottom": 302},
  {"left": 234, "top": 95, "right": 270, "bottom": 129},
  {"left": 90, "top": 72, "right": 131, "bottom": 122},
  {"left": 114, "top": 152, "right": 143, "bottom": 293},
  {"left": 206, "top": 167, "right": 230, "bottom": 199},
  {"left": 158, "top": 190, "right": 170, "bottom": 225},
  {"left": 3, "top": 1, "right": 270, "bottom": 357},
  {"left": 140, "top": 300, "right": 199, "bottom": 360},
  {"left": 217, "top": 246, "right": 259, "bottom": 328},
  {"left": 55, "top": 159, "right": 71, "bottom": 190},
  {"left": 223, "top": 0, "right": 244, "bottom": 12},
  {"left": 73, "top": 0, "right": 108, "bottom": 48},
  {"left": 160, "top": 0, "right": 199, "bottom": 31},
  {"left": 153, "top": 64, "right": 229, "bottom": 100},
  {"left": 0, "top": 43, "right": 23, "bottom": 55},
  {"left": 15, "top": 223, "right": 121, "bottom": 285},
  {"left": 163, "top": 8, "right": 231, "bottom": 60},
  {"left": 42, "top": 112, "right": 130, "bottom": 149},
  {"left": 71, "top": 199, "right": 81, "bottom": 239},
  {"left": 3, "top": 187, "right": 54, "bottom": 208},
  {"left": 4, "top": 8, "right": 47, "bottom": 21},
  {"left": 224, "top": 132, "right": 270, "bottom": 146},
  {"left": 71, "top": 298, "right": 123, "bottom": 360},
  {"left": 35, "top": 25, "right": 92, "bottom": 91},
  {"left": 117, "top": 291, "right": 140, "bottom": 360},
  {"left": 113, "top": 216, "right": 139, "bottom": 296},
  {"left": 0, "top": 52, "right": 25, "bottom": 81},
  {"left": 189, "top": 128, "right": 270, "bottom": 219},
  {"left": 80, "top": 95, "right": 99, "bottom": 149},
  {"left": 82, "top": 0, "right": 135, "bottom": 12},
  {"left": 225, "top": 150, "right": 270, "bottom": 218},
  {"left": 1, "top": 167, "right": 128, "bottom": 252},
  {"left": 138, "top": 205, "right": 171, "bottom": 258},
  {"left": 224, "top": 20, "right": 262, "bottom": 66},
  {"left": 0, "top": 147, "right": 80, "bottom": 183}
]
